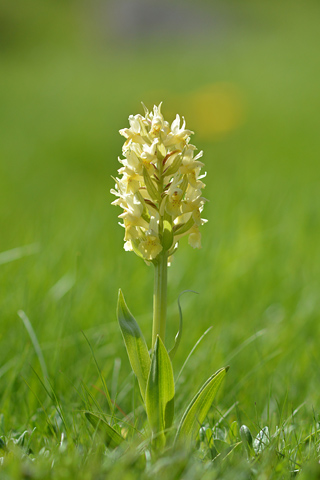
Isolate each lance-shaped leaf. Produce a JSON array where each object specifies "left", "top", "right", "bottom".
[
  {"left": 145, "top": 336, "right": 175, "bottom": 447},
  {"left": 156, "top": 142, "right": 166, "bottom": 161},
  {"left": 117, "top": 289, "right": 150, "bottom": 400},
  {"left": 85, "top": 412, "right": 124, "bottom": 449},
  {"left": 179, "top": 174, "right": 189, "bottom": 198},
  {"left": 173, "top": 215, "right": 194, "bottom": 236},
  {"left": 143, "top": 166, "right": 159, "bottom": 202},
  {"left": 162, "top": 211, "right": 173, "bottom": 250},
  {"left": 135, "top": 190, "right": 151, "bottom": 223},
  {"left": 163, "top": 153, "right": 182, "bottom": 178},
  {"left": 175, "top": 367, "right": 228, "bottom": 445}
]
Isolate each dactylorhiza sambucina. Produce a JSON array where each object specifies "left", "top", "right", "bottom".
[
  {"left": 111, "top": 103, "right": 207, "bottom": 264},
  {"left": 112, "top": 105, "right": 228, "bottom": 449}
]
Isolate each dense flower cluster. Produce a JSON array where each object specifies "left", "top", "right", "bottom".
[{"left": 111, "top": 103, "right": 207, "bottom": 262}]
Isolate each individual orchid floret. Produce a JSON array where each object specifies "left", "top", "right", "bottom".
[
  {"left": 164, "top": 115, "right": 194, "bottom": 147},
  {"left": 188, "top": 225, "right": 202, "bottom": 249},
  {"left": 150, "top": 104, "right": 165, "bottom": 135},
  {"left": 111, "top": 103, "right": 207, "bottom": 262}
]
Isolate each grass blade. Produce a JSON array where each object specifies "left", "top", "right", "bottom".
[
  {"left": 169, "top": 290, "right": 198, "bottom": 361},
  {"left": 175, "top": 367, "right": 228, "bottom": 446},
  {"left": 49, "top": 271, "right": 76, "bottom": 300},
  {"left": 82, "top": 331, "right": 113, "bottom": 413},
  {"left": 85, "top": 411, "right": 125, "bottom": 448},
  {"left": 117, "top": 289, "right": 151, "bottom": 401},
  {"left": 0, "top": 243, "right": 39, "bottom": 266},
  {"left": 176, "top": 326, "right": 213, "bottom": 382},
  {"left": 18, "top": 310, "right": 49, "bottom": 390}
]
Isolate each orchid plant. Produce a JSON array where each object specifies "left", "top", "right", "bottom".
[{"left": 109, "top": 103, "right": 228, "bottom": 449}]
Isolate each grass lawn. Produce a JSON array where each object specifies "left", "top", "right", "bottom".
[{"left": 1, "top": 0, "right": 320, "bottom": 478}]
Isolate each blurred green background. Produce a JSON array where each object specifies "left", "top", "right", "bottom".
[{"left": 1, "top": 0, "right": 320, "bottom": 431}]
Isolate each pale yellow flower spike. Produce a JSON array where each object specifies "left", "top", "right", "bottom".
[{"left": 111, "top": 103, "right": 207, "bottom": 263}]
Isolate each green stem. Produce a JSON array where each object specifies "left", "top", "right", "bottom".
[{"left": 152, "top": 251, "right": 168, "bottom": 348}]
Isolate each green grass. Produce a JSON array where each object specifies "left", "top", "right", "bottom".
[{"left": 1, "top": 0, "right": 320, "bottom": 478}]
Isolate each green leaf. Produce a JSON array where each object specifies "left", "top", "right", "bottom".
[
  {"left": 175, "top": 367, "right": 228, "bottom": 445},
  {"left": 85, "top": 412, "right": 124, "bottom": 448},
  {"left": 162, "top": 211, "right": 173, "bottom": 250},
  {"left": 240, "top": 424, "right": 254, "bottom": 458},
  {"left": 145, "top": 336, "right": 175, "bottom": 447},
  {"left": 156, "top": 142, "right": 166, "bottom": 161},
  {"left": 163, "top": 153, "right": 182, "bottom": 178},
  {"left": 135, "top": 191, "right": 151, "bottom": 223},
  {"left": 117, "top": 290, "right": 151, "bottom": 401},
  {"left": 173, "top": 215, "right": 194, "bottom": 236},
  {"left": 180, "top": 174, "right": 189, "bottom": 197},
  {"left": 143, "top": 166, "right": 159, "bottom": 202}
]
